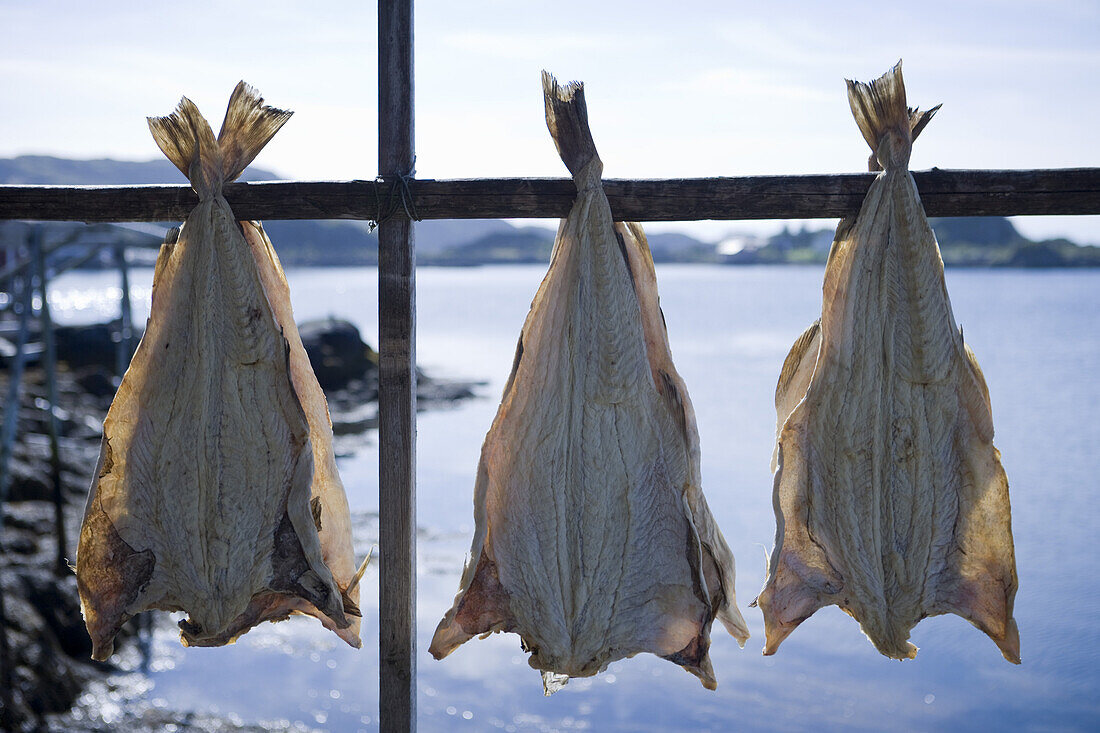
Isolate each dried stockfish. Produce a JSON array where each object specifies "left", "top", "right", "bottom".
[
  {"left": 430, "top": 72, "right": 748, "bottom": 693},
  {"left": 76, "top": 83, "right": 359, "bottom": 659},
  {"left": 756, "top": 62, "right": 1019, "bottom": 663}
]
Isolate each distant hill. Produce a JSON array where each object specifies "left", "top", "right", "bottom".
[
  {"left": 0, "top": 155, "right": 276, "bottom": 185},
  {"left": 645, "top": 232, "right": 715, "bottom": 263},
  {"left": 415, "top": 220, "right": 518, "bottom": 254},
  {"left": 725, "top": 216, "right": 1100, "bottom": 268},
  {"left": 929, "top": 216, "right": 1026, "bottom": 249},
  {"left": 421, "top": 227, "right": 554, "bottom": 266}
]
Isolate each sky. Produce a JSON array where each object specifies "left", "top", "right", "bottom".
[{"left": 1, "top": 0, "right": 1097, "bottom": 243}]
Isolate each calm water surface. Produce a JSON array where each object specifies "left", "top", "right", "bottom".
[{"left": 49, "top": 264, "right": 1100, "bottom": 732}]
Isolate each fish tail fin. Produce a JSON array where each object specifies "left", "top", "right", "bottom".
[
  {"left": 148, "top": 96, "right": 222, "bottom": 196},
  {"left": 847, "top": 61, "right": 939, "bottom": 170},
  {"left": 217, "top": 81, "right": 293, "bottom": 183},
  {"left": 542, "top": 70, "right": 601, "bottom": 179},
  {"left": 847, "top": 60, "right": 909, "bottom": 152},
  {"left": 909, "top": 102, "right": 941, "bottom": 142}
]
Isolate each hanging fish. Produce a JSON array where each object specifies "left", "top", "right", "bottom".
[
  {"left": 755, "top": 62, "right": 1020, "bottom": 663},
  {"left": 429, "top": 72, "right": 749, "bottom": 693},
  {"left": 76, "top": 83, "right": 362, "bottom": 660}
]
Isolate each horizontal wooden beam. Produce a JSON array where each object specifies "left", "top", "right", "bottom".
[{"left": 1, "top": 168, "right": 1097, "bottom": 222}]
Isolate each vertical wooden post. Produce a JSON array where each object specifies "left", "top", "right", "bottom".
[
  {"left": 378, "top": 1, "right": 416, "bottom": 731},
  {"left": 33, "top": 235, "right": 68, "bottom": 576}
]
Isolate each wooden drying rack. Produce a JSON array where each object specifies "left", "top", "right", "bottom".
[{"left": 1, "top": 2, "right": 1099, "bottom": 731}]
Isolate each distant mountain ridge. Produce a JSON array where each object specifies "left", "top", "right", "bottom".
[{"left": 0, "top": 155, "right": 276, "bottom": 185}]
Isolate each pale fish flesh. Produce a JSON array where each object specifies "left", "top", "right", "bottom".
[
  {"left": 430, "top": 72, "right": 749, "bottom": 693},
  {"left": 755, "top": 62, "right": 1019, "bottom": 664},
  {"left": 76, "top": 83, "right": 358, "bottom": 659}
]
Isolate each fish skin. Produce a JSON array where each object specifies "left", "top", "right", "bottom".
[
  {"left": 76, "top": 83, "right": 352, "bottom": 660},
  {"left": 429, "top": 72, "right": 748, "bottom": 692},
  {"left": 756, "top": 62, "right": 1019, "bottom": 664}
]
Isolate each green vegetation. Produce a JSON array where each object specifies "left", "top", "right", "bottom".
[{"left": 724, "top": 217, "right": 1100, "bottom": 268}]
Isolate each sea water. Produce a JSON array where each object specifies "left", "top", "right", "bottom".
[{"left": 47, "top": 264, "right": 1100, "bottom": 732}]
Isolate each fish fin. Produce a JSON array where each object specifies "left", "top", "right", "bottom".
[
  {"left": 500, "top": 330, "right": 524, "bottom": 400},
  {"left": 658, "top": 369, "right": 689, "bottom": 437},
  {"left": 846, "top": 60, "right": 936, "bottom": 169},
  {"left": 624, "top": 221, "right": 655, "bottom": 270},
  {"left": 846, "top": 60, "right": 908, "bottom": 152},
  {"left": 775, "top": 321, "right": 821, "bottom": 410},
  {"left": 909, "top": 103, "right": 941, "bottom": 142},
  {"left": 429, "top": 550, "right": 515, "bottom": 660},
  {"left": 340, "top": 593, "right": 362, "bottom": 619},
  {"left": 939, "top": 572, "right": 1020, "bottom": 664},
  {"left": 148, "top": 95, "right": 222, "bottom": 196},
  {"left": 756, "top": 552, "right": 834, "bottom": 656},
  {"left": 348, "top": 546, "right": 373, "bottom": 594},
  {"left": 337, "top": 548, "right": 373, "bottom": 618},
  {"left": 772, "top": 322, "right": 820, "bottom": 472},
  {"left": 217, "top": 81, "right": 293, "bottom": 183},
  {"left": 76, "top": 492, "right": 156, "bottom": 661},
  {"left": 662, "top": 630, "right": 718, "bottom": 690},
  {"left": 150, "top": 229, "right": 178, "bottom": 290},
  {"left": 542, "top": 70, "right": 601, "bottom": 179},
  {"left": 960, "top": 338, "right": 995, "bottom": 442},
  {"left": 758, "top": 439, "right": 844, "bottom": 655}
]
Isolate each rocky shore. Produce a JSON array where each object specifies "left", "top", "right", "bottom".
[
  {"left": 1, "top": 357, "right": 124, "bottom": 731},
  {"left": 0, "top": 317, "right": 476, "bottom": 731}
]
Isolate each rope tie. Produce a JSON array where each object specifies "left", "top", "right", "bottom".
[{"left": 370, "top": 157, "right": 421, "bottom": 231}]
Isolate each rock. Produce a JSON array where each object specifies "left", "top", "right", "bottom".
[
  {"left": 53, "top": 323, "right": 137, "bottom": 371},
  {"left": 4, "top": 435, "right": 94, "bottom": 502},
  {"left": 0, "top": 317, "right": 475, "bottom": 730},
  {"left": 298, "top": 317, "right": 378, "bottom": 392},
  {"left": 5, "top": 452, "right": 53, "bottom": 503},
  {"left": 73, "top": 370, "right": 117, "bottom": 400},
  {"left": 17, "top": 571, "right": 93, "bottom": 660},
  {"left": 417, "top": 377, "right": 477, "bottom": 403},
  {"left": 0, "top": 577, "right": 92, "bottom": 729}
]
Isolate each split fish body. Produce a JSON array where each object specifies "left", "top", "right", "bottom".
[
  {"left": 430, "top": 73, "right": 748, "bottom": 693},
  {"left": 756, "top": 63, "right": 1019, "bottom": 663},
  {"left": 76, "top": 83, "right": 359, "bottom": 659}
]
